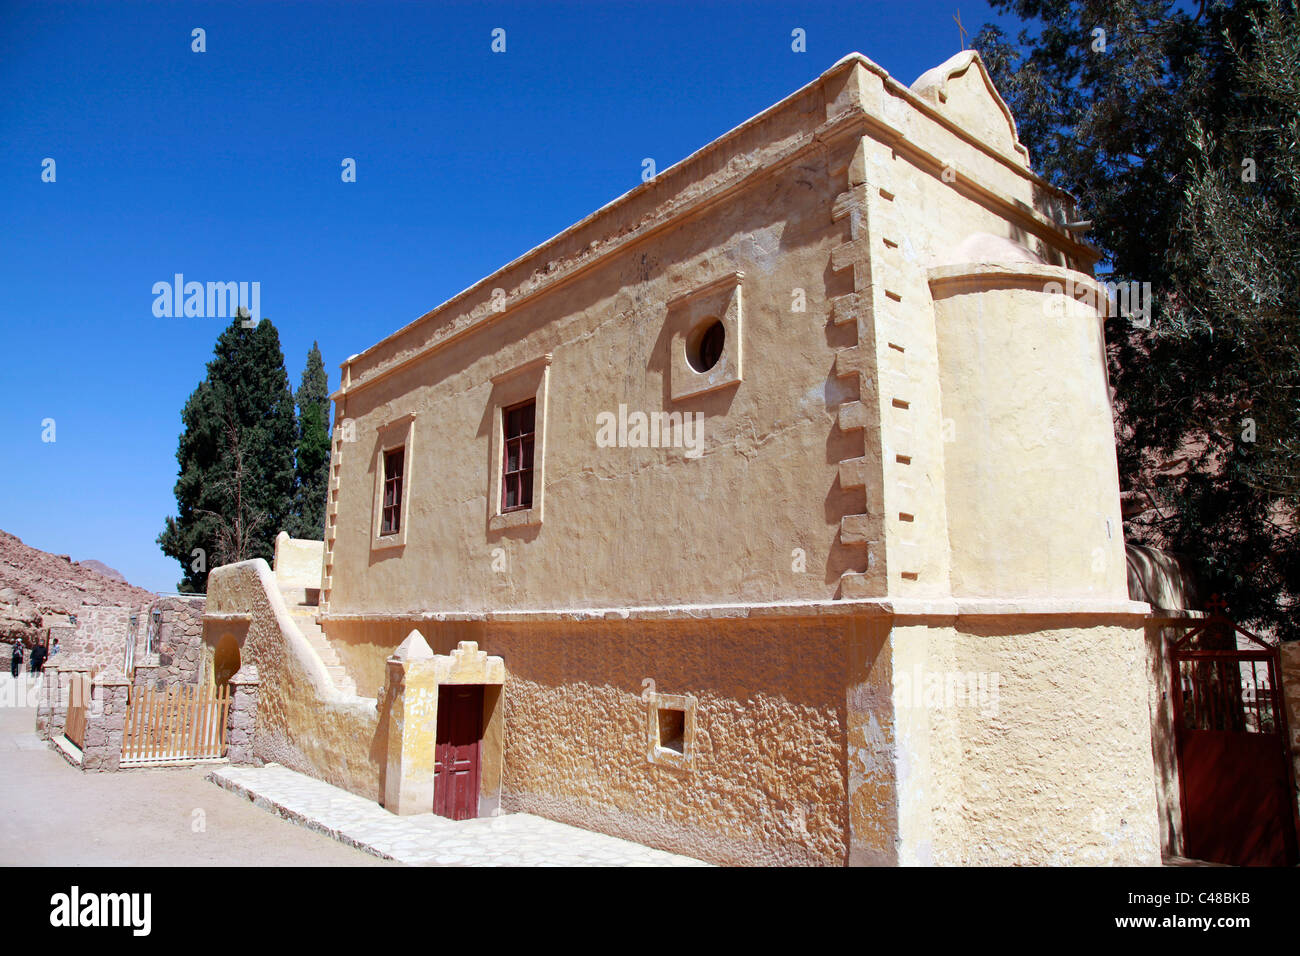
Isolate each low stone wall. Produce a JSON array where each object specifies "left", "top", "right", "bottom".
[
  {"left": 35, "top": 666, "right": 80, "bottom": 740},
  {"left": 37, "top": 661, "right": 261, "bottom": 772}
]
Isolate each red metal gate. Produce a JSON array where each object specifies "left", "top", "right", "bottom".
[
  {"left": 434, "top": 685, "right": 483, "bottom": 821},
  {"left": 1172, "top": 605, "right": 1298, "bottom": 866}
]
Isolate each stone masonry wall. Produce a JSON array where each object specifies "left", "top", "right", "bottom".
[
  {"left": 226, "top": 666, "right": 262, "bottom": 766},
  {"left": 59, "top": 605, "right": 141, "bottom": 673},
  {"left": 131, "top": 597, "right": 205, "bottom": 688},
  {"left": 81, "top": 675, "right": 130, "bottom": 772}
]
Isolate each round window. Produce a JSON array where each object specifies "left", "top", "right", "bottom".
[{"left": 687, "top": 319, "right": 725, "bottom": 373}]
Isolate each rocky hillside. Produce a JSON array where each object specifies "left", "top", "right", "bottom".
[{"left": 0, "top": 530, "right": 156, "bottom": 645}]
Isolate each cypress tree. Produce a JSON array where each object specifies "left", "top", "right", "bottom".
[
  {"left": 158, "top": 317, "right": 298, "bottom": 591},
  {"left": 288, "top": 342, "right": 332, "bottom": 539}
]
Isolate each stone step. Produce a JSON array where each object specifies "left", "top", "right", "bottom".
[
  {"left": 286, "top": 610, "right": 363, "bottom": 700},
  {"left": 313, "top": 647, "right": 340, "bottom": 666},
  {"left": 282, "top": 613, "right": 366, "bottom": 702}
]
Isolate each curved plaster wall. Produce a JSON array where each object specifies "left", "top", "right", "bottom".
[
  {"left": 205, "top": 560, "right": 382, "bottom": 799},
  {"left": 930, "top": 263, "right": 1128, "bottom": 600}
]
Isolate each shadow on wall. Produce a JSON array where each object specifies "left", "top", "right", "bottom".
[
  {"left": 214, "top": 634, "right": 241, "bottom": 692},
  {"left": 1128, "top": 542, "right": 1202, "bottom": 860},
  {"left": 1127, "top": 544, "right": 1202, "bottom": 612}
]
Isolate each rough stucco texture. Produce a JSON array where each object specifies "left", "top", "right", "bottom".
[{"left": 338, "top": 616, "right": 847, "bottom": 866}]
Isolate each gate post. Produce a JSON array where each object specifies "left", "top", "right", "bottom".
[
  {"left": 82, "top": 672, "right": 130, "bottom": 772},
  {"left": 1281, "top": 643, "right": 1300, "bottom": 826},
  {"left": 132, "top": 659, "right": 161, "bottom": 692},
  {"left": 383, "top": 629, "right": 439, "bottom": 815},
  {"left": 226, "top": 665, "right": 262, "bottom": 766},
  {"left": 34, "top": 666, "right": 61, "bottom": 740}
]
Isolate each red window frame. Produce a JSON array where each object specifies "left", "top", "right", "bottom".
[
  {"left": 501, "top": 399, "right": 535, "bottom": 513},
  {"left": 381, "top": 447, "right": 404, "bottom": 535}
]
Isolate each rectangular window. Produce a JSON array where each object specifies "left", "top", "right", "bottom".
[
  {"left": 381, "top": 447, "right": 404, "bottom": 535},
  {"left": 501, "top": 400, "right": 535, "bottom": 512}
]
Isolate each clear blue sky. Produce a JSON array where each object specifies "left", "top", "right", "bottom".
[{"left": 0, "top": 0, "right": 1013, "bottom": 592}]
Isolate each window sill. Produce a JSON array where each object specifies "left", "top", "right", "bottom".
[
  {"left": 371, "top": 534, "right": 406, "bottom": 552},
  {"left": 489, "top": 508, "right": 540, "bottom": 533},
  {"left": 649, "top": 745, "right": 692, "bottom": 772}
]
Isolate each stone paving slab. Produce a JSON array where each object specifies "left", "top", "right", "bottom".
[{"left": 208, "top": 763, "right": 711, "bottom": 867}]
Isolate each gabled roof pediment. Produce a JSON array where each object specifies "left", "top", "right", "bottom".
[{"left": 910, "top": 50, "right": 1030, "bottom": 167}]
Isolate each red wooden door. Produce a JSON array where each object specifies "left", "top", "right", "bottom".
[{"left": 434, "top": 685, "right": 483, "bottom": 821}]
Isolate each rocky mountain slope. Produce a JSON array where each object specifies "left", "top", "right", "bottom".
[{"left": 0, "top": 530, "right": 156, "bottom": 645}]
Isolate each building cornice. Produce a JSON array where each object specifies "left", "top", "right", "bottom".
[
  {"left": 331, "top": 53, "right": 1098, "bottom": 405},
  {"left": 321, "top": 596, "right": 1152, "bottom": 626}
]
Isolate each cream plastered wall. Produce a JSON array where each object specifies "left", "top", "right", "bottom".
[
  {"left": 273, "top": 532, "right": 323, "bottom": 591},
  {"left": 328, "top": 142, "right": 864, "bottom": 615},
  {"left": 878, "top": 617, "right": 1161, "bottom": 865},
  {"left": 322, "top": 52, "right": 1092, "bottom": 619},
  {"left": 1127, "top": 545, "right": 1203, "bottom": 858},
  {"left": 930, "top": 267, "right": 1128, "bottom": 600},
  {"left": 483, "top": 616, "right": 846, "bottom": 867},
  {"left": 331, "top": 607, "right": 1160, "bottom": 866}
]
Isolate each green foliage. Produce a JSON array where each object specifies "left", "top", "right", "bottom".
[
  {"left": 976, "top": 0, "right": 1300, "bottom": 636},
  {"left": 287, "top": 342, "right": 332, "bottom": 539},
  {"left": 158, "top": 318, "right": 297, "bottom": 592}
]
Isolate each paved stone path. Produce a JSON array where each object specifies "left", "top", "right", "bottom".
[
  {"left": 0, "top": 699, "right": 391, "bottom": 867},
  {"left": 209, "top": 763, "right": 710, "bottom": 866}
]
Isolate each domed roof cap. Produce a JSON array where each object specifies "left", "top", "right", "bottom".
[{"left": 939, "top": 232, "right": 1045, "bottom": 267}]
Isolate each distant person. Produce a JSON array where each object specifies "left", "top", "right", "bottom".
[
  {"left": 49, "top": 638, "right": 59, "bottom": 660},
  {"left": 28, "top": 639, "right": 46, "bottom": 675},
  {"left": 9, "top": 641, "right": 21, "bottom": 678}
]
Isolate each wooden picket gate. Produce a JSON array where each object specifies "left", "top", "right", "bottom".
[
  {"left": 63, "top": 672, "right": 92, "bottom": 750},
  {"left": 121, "top": 683, "right": 231, "bottom": 768}
]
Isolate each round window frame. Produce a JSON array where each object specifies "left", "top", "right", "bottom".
[{"left": 686, "top": 319, "right": 726, "bottom": 374}]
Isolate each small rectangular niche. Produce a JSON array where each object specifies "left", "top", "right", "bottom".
[
  {"left": 646, "top": 692, "right": 697, "bottom": 771},
  {"left": 657, "top": 706, "right": 685, "bottom": 754}
]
